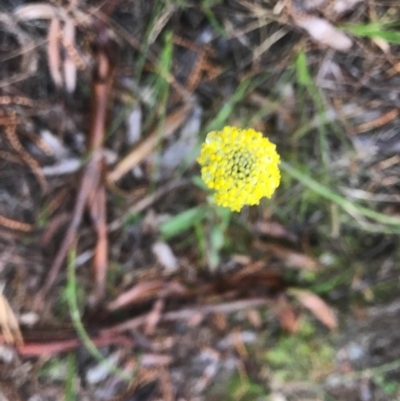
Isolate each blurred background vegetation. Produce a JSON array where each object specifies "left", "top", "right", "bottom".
[{"left": 1, "top": 0, "right": 400, "bottom": 400}]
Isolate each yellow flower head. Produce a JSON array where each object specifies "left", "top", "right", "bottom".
[{"left": 197, "top": 126, "right": 281, "bottom": 212}]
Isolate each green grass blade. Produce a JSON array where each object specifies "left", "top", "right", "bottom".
[
  {"left": 66, "top": 249, "right": 132, "bottom": 382},
  {"left": 134, "top": 0, "right": 166, "bottom": 82},
  {"left": 65, "top": 352, "right": 76, "bottom": 401},
  {"left": 296, "top": 51, "right": 329, "bottom": 168},
  {"left": 280, "top": 160, "right": 400, "bottom": 229},
  {"left": 203, "top": 77, "right": 253, "bottom": 134},
  {"left": 342, "top": 22, "right": 400, "bottom": 44},
  {"left": 149, "top": 30, "right": 174, "bottom": 184},
  {"left": 160, "top": 206, "right": 208, "bottom": 239},
  {"left": 201, "top": 0, "right": 226, "bottom": 38}
]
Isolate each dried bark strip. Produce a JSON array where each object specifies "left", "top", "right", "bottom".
[
  {"left": 35, "top": 156, "right": 101, "bottom": 305},
  {"left": 0, "top": 215, "right": 33, "bottom": 232},
  {"left": 15, "top": 334, "right": 133, "bottom": 357},
  {"left": 35, "top": 19, "right": 116, "bottom": 304},
  {"left": 354, "top": 109, "right": 399, "bottom": 134},
  {"left": 102, "top": 298, "right": 272, "bottom": 336},
  {"left": 87, "top": 19, "right": 116, "bottom": 299}
]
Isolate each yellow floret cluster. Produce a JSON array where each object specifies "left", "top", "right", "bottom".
[{"left": 197, "top": 126, "right": 281, "bottom": 212}]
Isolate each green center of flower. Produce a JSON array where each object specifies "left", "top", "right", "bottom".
[{"left": 230, "top": 150, "right": 255, "bottom": 179}]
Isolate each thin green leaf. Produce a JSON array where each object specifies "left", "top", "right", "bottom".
[
  {"left": 281, "top": 160, "right": 400, "bottom": 230},
  {"left": 343, "top": 22, "right": 400, "bottom": 44},
  {"left": 67, "top": 249, "right": 132, "bottom": 382},
  {"left": 65, "top": 353, "right": 76, "bottom": 401},
  {"left": 160, "top": 206, "right": 208, "bottom": 239}
]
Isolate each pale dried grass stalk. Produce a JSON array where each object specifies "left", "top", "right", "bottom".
[
  {"left": 62, "top": 17, "right": 78, "bottom": 93},
  {"left": 294, "top": 15, "right": 352, "bottom": 51},
  {"left": 0, "top": 292, "right": 23, "bottom": 345},
  {"left": 47, "top": 18, "right": 63, "bottom": 88}
]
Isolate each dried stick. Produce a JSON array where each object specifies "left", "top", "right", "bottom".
[
  {"left": 35, "top": 158, "right": 101, "bottom": 306},
  {"left": 35, "top": 19, "right": 115, "bottom": 306},
  {"left": 102, "top": 298, "right": 272, "bottom": 336},
  {"left": 0, "top": 215, "right": 33, "bottom": 232},
  {"left": 107, "top": 104, "right": 192, "bottom": 183}
]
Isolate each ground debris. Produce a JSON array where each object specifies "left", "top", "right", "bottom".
[{"left": 0, "top": 0, "right": 399, "bottom": 399}]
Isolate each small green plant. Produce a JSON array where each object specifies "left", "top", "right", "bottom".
[
  {"left": 227, "top": 374, "right": 267, "bottom": 401},
  {"left": 374, "top": 374, "right": 399, "bottom": 396},
  {"left": 266, "top": 319, "right": 334, "bottom": 382},
  {"left": 159, "top": 193, "right": 231, "bottom": 269},
  {"left": 39, "top": 358, "right": 69, "bottom": 381}
]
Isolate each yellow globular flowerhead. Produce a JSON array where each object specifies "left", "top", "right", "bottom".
[{"left": 197, "top": 126, "right": 281, "bottom": 212}]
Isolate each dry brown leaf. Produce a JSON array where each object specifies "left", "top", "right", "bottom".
[
  {"left": 144, "top": 298, "right": 164, "bottom": 335},
  {"left": 107, "top": 281, "right": 164, "bottom": 311},
  {"left": 246, "top": 309, "right": 262, "bottom": 328},
  {"left": 107, "top": 280, "right": 188, "bottom": 311},
  {"left": 276, "top": 303, "right": 299, "bottom": 333},
  {"left": 255, "top": 242, "right": 319, "bottom": 271},
  {"left": 0, "top": 293, "right": 23, "bottom": 345},
  {"left": 288, "top": 288, "right": 337, "bottom": 330},
  {"left": 254, "top": 221, "right": 298, "bottom": 243}
]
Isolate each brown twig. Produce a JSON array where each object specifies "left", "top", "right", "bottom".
[
  {"left": 35, "top": 157, "right": 101, "bottom": 305},
  {"left": 354, "top": 109, "right": 399, "bottom": 134},
  {"left": 35, "top": 17, "right": 116, "bottom": 306},
  {"left": 0, "top": 215, "right": 33, "bottom": 232},
  {"left": 102, "top": 298, "right": 272, "bottom": 336},
  {"left": 15, "top": 333, "right": 133, "bottom": 357},
  {"left": 107, "top": 104, "right": 192, "bottom": 183},
  {"left": 87, "top": 19, "right": 115, "bottom": 301},
  {"left": 88, "top": 181, "right": 108, "bottom": 299}
]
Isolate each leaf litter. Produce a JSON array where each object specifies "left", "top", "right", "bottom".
[{"left": 0, "top": 0, "right": 400, "bottom": 400}]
